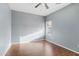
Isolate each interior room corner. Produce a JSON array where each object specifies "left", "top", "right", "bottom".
[{"left": 0, "top": 3, "right": 79, "bottom": 56}]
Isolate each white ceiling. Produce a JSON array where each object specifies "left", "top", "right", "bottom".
[{"left": 9, "top": 3, "right": 70, "bottom": 16}]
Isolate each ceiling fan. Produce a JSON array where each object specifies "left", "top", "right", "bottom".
[
  {"left": 35, "top": 3, "right": 61, "bottom": 9},
  {"left": 35, "top": 3, "right": 49, "bottom": 9}
]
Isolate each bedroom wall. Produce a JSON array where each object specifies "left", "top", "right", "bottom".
[
  {"left": 0, "top": 4, "right": 11, "bottom": 55},
  {"left": 46, "top": 3, "right": 79, "bottom": 52},
  {"left": 11, "top": 10, "right": 45, "bottom": 43}
]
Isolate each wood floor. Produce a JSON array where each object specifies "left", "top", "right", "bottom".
[{"left": 5, "top": 40, "right": 79, "bottom": 56}]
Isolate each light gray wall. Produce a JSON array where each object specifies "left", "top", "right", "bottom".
[
  {"left": 46, "top": 3, "right": 79, "bottom": 52},
  {"left": 11, "top": 10, "right": 45, "bottom": 43},
  {"left": 0, "top": 4, "right": 11, "bottom": 55}
]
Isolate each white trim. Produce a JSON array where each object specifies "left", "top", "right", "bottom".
[
  {"left": 12, "top": 38, "right": 44, "bottom": 44},
  {"left": 46, "top": 39, "right": 79, "bottom": 54},
  {"left": 12, "top": 42, "right": 20, "bottom": 44},
  {"left": 3, "top": 43, "right": 11, "bottom": 56}
]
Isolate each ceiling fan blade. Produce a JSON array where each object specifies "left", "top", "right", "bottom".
[
  {"left": 44, "top": 3, "right": 49, "bottom": 9},
  {"left": 35, "top": 3, "right": 41, "bottom": 8}
]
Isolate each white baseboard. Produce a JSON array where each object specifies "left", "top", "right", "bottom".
[
  {"left": 46, "top": 39, "right": 79, "bottom": 54},
  {"left": 3, "top": 43, "right": 11, "bottom": 56},
  {"left": 12, "top": 38, "right": 44, "bottom": 44}
]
